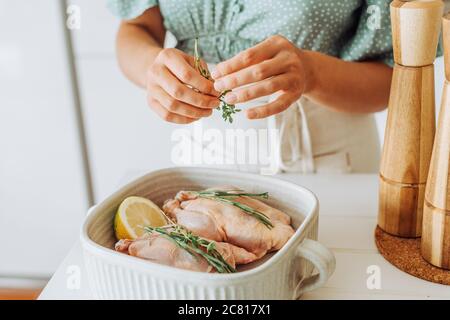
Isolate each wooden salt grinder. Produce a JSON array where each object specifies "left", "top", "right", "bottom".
[
  {"left": 421, "top": 13, "right": 450, "bottom": 269},
  {"left": 378, "top": 0, "right": 443, "bottom": 237}
]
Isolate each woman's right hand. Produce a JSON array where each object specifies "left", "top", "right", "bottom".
[{"left": 146, "top": 48, "right": 220, "bottom": 124}]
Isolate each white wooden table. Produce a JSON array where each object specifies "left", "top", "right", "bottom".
[{"left": 39, "top": 174, "right": 450, "bottom": 300}]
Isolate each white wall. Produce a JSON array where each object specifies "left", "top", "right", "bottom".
[
  {"left": 71, "top": 0, "right": 177, "bottom": 201},
  {"left": 0, "top": 0, "right": 89, "bottom": 281}
]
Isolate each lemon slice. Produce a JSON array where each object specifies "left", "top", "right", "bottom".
[{"left": 114, "top": 196, "right": 168, "bottom": 240}]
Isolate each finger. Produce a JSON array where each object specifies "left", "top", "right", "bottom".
[
  {"left": 246, "top": 93, "right": 295, "bottom": 119},
  {"left": 147, "top": 97, "right": 198, "bottom": 124},
  {"left": 166, "top": 53, "right": 220, "bottom": 97},
  {"left": 156, "top": 66, "right": 220, "bottom": 109},
  {"left": 150, "top": 85, "right": 213, "bottom": 119},
  {"left": 211, "top": 36, "right": 283, "bottom": 79},
  {"left": 223, "top": 75, "right": 291, "bottom": 104},
  {"left": 214, "top": 58, "right": 287, "bottom": 92}
]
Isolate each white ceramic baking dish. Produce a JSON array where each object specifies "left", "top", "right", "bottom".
[{"left": 81, "top": 167, "right": 335, "bottom": 300}]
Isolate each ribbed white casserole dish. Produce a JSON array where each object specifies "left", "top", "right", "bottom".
[{"left": 81, "top": 167, "right": 335, "bottom": 300}]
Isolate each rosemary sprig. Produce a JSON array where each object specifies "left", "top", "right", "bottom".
[
  {"left": 206, "top": 196, "right": 273, "bottom": 229},
  {"left": 194, "top": 38, "right": 241, "bottom": 123},
  {"left": 196, "top": 190, "right": 269, "bottom": 199},
  {"left": 190, "top": 190, "right": 274, "bottom": 229},
  {"left": 144, "top": 225, "right": 236, "bottom": 273}
]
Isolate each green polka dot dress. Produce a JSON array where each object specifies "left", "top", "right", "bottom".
[{"left": 107, "top": 0, "right": 397, "bottom": 66}]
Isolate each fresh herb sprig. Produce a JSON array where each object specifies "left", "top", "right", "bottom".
[
  {"left": 194, "top": 39, "right": 212, "bottom": 80},
  {"left": 190, "top": 190, "right": 273, "bottom": 229},
  {"left": 196, "top": 190, "right": 269, "bottom": 199},
  {"left": 144, "top": 225, "right": 236, "bottom": 273},
  {"left": 194, "top": 38, "right": 241, "bottom": 123},
  {"left": 218, "top": 90, "right": 241, "bottom": 123}
]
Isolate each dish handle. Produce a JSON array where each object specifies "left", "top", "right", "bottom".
[{"left": 293, "top": 239, "right": 336, "bottom": 299}]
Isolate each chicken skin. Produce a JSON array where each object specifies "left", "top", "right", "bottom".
[
  {"left": 162, "top": 187, "right": 295, "bottom": 259},
  {"left": 115, "top": 233, "right": 258, "bottom": 272}
]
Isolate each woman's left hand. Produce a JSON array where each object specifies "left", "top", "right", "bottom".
[{"left": 211, "top": 35, "right": 312, "bottom": 119}]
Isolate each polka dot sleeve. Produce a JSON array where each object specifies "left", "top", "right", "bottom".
[
  {"left": 339, "top": 0, "right": 394, "bottom": 67},
  {"left": 106, "top": 0, "right": 158, "bottom": 20}
]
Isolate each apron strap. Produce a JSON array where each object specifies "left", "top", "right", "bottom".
[
  {"left": 274, "top": 99, "right": 315, "bottom": 173},
  {"left": 297, "top": 100, "right": 315, "bottom": 173}
]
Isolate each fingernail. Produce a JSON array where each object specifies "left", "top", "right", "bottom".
[
  {"left": 224, "top": 92, "right": 237, "bottom": 104},
  {"left": 214, "top": 81, "right": 225, "bottom": 92},
  {"left": 211, "top": 69, "right": 220, "bottom": 79}
]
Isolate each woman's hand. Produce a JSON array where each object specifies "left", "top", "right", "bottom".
[
  {"left": 211, "top": 35, "right": 313, "bottom": 120},
  {"left": 147, "top": 48, "right": 220, "bottom": 124}
]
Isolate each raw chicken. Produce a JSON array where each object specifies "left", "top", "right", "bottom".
[
  {"left": 162, "top": 186, "right": 295, "bottom": 259},
  {"left": 115, "top": 233, "right": 258, "bottom": 272}
]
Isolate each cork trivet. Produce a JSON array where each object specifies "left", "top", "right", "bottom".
[{"left": 374, "top": 226, "right": 450, "bottom": 285}]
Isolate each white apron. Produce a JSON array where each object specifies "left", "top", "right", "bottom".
[
  {"left": 177, "top": 96, "right": 381, "bottom": 174},
  {"left": 176, "top": 66, "right": 381, "bottom": 174}
]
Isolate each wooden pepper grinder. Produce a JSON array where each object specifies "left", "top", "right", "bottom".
[
  {"left": 421, "top": 13, "right": 450, "bottom": 269},
  {"left": 378, "top": 0, "right": 443, "bottom": 238}
]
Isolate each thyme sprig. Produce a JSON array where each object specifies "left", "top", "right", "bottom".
[
  {"left": 194, "top": 38, "right": 212, "bottom": 80},
  {"left": 144, "top": 225, "right": 236, "bottom": 273},
  {"left": 218, "top": 90, "right": 241, "bottom": 123},
  {"left": 194, "top": 38, "right": 241, "bottom": 123},
  {"left": 190, "top": 190, "right": 273, "bottom": 229}
]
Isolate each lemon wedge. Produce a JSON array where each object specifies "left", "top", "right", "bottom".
[{"left": 114, "top": 196, "right": 168, "bottom": 240}]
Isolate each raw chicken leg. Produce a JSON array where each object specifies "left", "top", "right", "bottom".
[
  {"left": 115, "top": 233, "right": 258, "bottom": 272},
  {"left": 163, "top": 187, "right": 295, "bottom": 259}
]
